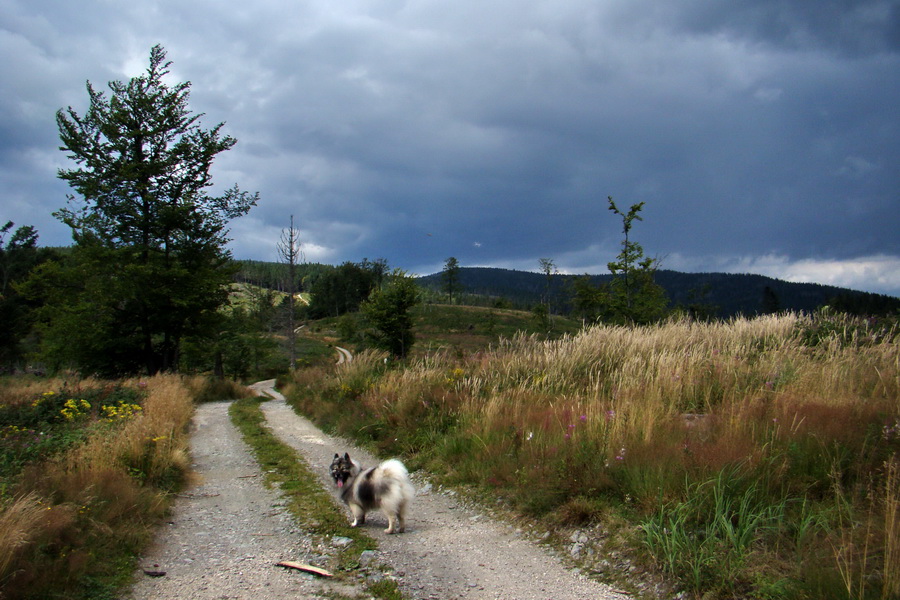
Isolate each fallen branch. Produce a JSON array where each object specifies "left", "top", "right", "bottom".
[{"left": 275, "top": 561, "right": 333, "bottom": 577}]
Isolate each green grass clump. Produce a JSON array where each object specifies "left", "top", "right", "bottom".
[{"left": 641, "top": 462, "right": 790, "bottom": 597}]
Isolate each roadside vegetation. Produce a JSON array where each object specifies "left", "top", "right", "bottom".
[
  {"left": 0, "top": 375, "right": 247, "bottom": 599},
  {"left": 284, "top": 311, "right": 900, "bottom": 600}
]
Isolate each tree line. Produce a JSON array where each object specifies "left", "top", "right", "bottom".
[
  {"left": 420, "top": 267, "right": 900, "bottom": 320},
  {"left": 5, "top": 45, "right": 894, "bottom": 378}
]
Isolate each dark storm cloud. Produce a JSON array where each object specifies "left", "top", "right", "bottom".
[
  {"left": 672, "top": 0, "right": 900, "bottom": 56},
  {"left": 1, "top": 0, "right": 898, "bottom": 295}
]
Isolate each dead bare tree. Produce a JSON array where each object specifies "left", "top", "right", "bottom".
[{"left": 278, "top": 215, "right": 303, "bottom": 369}]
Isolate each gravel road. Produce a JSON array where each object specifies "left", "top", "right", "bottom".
[
  {"left": 127, "top": 380, "right": 633, "bottom": 600},
  {"left": 126, "top": 399, "right": 357, "bottom": 600}
]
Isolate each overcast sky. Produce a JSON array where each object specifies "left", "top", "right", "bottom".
[{"left": 2, "top": 0, "right": 899, "bottom": 295}]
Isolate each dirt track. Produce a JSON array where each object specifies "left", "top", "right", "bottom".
[{"left": 128, "top": 379, "right": 632, "bottom": 600}]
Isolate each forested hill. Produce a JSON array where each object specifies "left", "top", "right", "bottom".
[
  {"left": 232, "top": 260, "right": 898, "bottom": 317},
  {"left": 416, "top": 267, "right": 900, "bottom": 317}
]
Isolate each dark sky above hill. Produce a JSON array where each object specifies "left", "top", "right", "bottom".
[{"left": 2, "top": 0, "right": 899, "bottom": 295}]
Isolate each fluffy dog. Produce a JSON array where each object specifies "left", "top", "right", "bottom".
[{"left": 330, "top": 452, "right": 414, "bottom": 534}]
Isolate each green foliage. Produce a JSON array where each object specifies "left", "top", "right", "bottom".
[
  {"left": 530, "top": 302, "right": 550, "bottom": 332},
  {"left": 25, "top": 248, "right": 155, "bottom": 375},
  {"left": 605, "top": 267, "right": 669, "bottom": 324},
  {"left": 0, "top": 419, "right": 87, "bottom": 480},
  {"left": 188, "top": 375, "right": 255, "bottom": 404},
  {"left": 180, "top": 290, "right": 285, "bottom": 380},
  {"left": 307, "top": 259, "right": 387, "bottom": 319},
  {"left": 47, "top": 44, "right": 257, "bottom": 375},
  {"left": 599, "top": 197, "right": 669, "bottom": 324},
  {"left": 233, "top": 260, "right": 333, "bottom": 293},
  {"left": 409, "top": 303, "right": 581, "bottom": 357},
  {"left": 682, "top": 283, "right": 719, "bottom": 321},
  {"left": 761, "top": 285, "right": 781, "bottom": 314},
  {"left": 0, "top": 385, "right": 144, "bottom": 480},
  {"left": 642, "top": 464, "right": 788, "bottom": 596},
  {"left": 0, "top": 223, "right": 55, "bottom": 371},
  {"left": 336, "top": 313, "right": 362, "bottom": 343},
  {"left": 571, "top": 274, "right": 605, "bottom": 321},
  {"left": 568, "top": 197, "right": 669, "bottom": 324},
  {"left": 362, "top": 270, "right": 421, "bottom": 358},
  {"left": 827, "top": 291, "right": 900, "bottom": 316},
  {"left": 796, "top": 310, "right": 898, "bottom": 348}
]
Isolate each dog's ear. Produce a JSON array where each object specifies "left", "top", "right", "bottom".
[
  {"left": 344, "top": 452, "right": 351, "bottom": 461},
  {"left": 333, "top": 453, "right": 339, "bottom": 459}
]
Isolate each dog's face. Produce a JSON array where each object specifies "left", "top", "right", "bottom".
[{"left": 330, "top": 452, "right": 355, "bottom": 488}]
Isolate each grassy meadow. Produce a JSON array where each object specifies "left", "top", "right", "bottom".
[
  {"left": 0, "top": 375, "right": 247, "bottom": 600},
  {"left": 285, "top": 311, "right": 900, "bottom": 599}
]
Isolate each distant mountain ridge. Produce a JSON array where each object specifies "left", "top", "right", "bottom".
[{"left": 417, "top": 267, "right": 900, "bottom": 317}]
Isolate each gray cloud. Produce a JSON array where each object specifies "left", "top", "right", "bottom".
[
  {"left": 671, "top": 0, "right": 900, "bottom": 56},
  {"left": 1, "top": 0, "right": 899, "bottom": 295}
]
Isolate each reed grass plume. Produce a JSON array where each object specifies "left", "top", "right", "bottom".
[{"left": 0, "top": 493, "right": 45, "bottom": 582}]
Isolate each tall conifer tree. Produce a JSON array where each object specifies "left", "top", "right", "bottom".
[{"left": 50, "top": 45, "right": 258, "bottom": 375}]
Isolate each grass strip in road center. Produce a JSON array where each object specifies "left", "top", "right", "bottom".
[{"left": 228, "top": 396, "right": 404, "bottom": 599}]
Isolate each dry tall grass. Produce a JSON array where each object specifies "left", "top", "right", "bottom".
[
  {"left": 55, "top": 375, "right": 193, "bottom": 484},
  {"left": 292, "top": 312, "right": 900, "bottom": 598},
  {"left": 0, "top": 493, "right": 45, "bottom": 580},
  {"left": 451, "top": 314, "right": 897, "bottom": 467},
  {"left": 0, "top": 374, "right": 197, "bottom": 599},
  {"left": 882, "top": 457, "right": 900, "bottom": 599}
]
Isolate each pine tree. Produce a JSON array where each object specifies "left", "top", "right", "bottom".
[
  {"left": 442, "top": 257, "right": 461, "bottom": 303},
  {"left": 571, "top": 197, "right": 668, "bottom": 325},
  {"left": 604, "top": 197, "right": 668, "bottom": 324},
  {"left": 48, "top": 45, "right": 257, "bottom": 375},
  {"left": 362, "top": 270, "right": 420, "bottom": 358}
]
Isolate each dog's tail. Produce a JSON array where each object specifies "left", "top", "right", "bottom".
[
  {"left": 379, "top": 458, "right": 409, "bottom": 479},
  {"left": 380, "top": 459, "right": 415, "bottom": 499}
]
